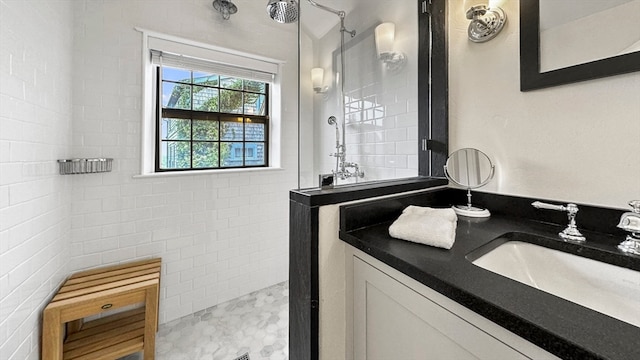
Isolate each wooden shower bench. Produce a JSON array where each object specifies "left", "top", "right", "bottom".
[{"left": 42, "top": 258, "right": 161, "bottom": 360}]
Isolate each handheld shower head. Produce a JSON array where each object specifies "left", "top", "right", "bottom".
[
  {"left": 328, "top": 116, "right": 340, "bottom": 148},
  {"left": 267, "top": 0, "right": 299, "bottom": 24}
]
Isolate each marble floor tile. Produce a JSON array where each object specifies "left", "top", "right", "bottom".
[{"left": 120, "top": 281, "right": 289, "bottom": 360}]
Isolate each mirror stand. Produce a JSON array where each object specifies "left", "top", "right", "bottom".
[
  {"left": 444, "top": 148, "right": 495, "bottom": 218},
  {"left": 453, "top": 188, "right": 491, "bottom": 218}
]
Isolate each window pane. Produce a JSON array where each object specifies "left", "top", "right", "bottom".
[
  {"left": 220, "top": 142, "right": 244, "bottom": 167},
  {"left": 244, "top": 80, "right": 266, "bottom": 93},
  {"left": 156, "top": 63, "right": 270, "bottom": 171},
  {"left": 193, "top": 120, "right": 219, "bottom": 140},
  {"left": 245, "top": 143, "right": 265, "bottom": 166},
  {"left": 193, "top": 142, "right": 219, "bottom": 168},
  {"left": 245, "top": 121, "right": 265, "bottom": 141},
  {"left": 220, "top": 89, "right": 243, "bottom": 113},
  {"left": 161, "top": 118, "right": 191, "bottom": 140},
  {"left": 220, "top": 120, "right": 244, "bottom": 141},
  {"left": 193, "top": 71, "right": 218, "bottom": 86},
  {"left": 160, "top": 141, "right": 191, "bottom": 169},
  {"left": 162, "top": 67, "right": 191, "bottom": 83},
  {"left": 220, "top": 76, "right": 242, "bottom": 90},
  {"left": 163, "top": 82, "right": 191, "bottom": 109},
  {"left": 193, "top": 86, "right": 219, "bottom": 112},
  {"left": 243, "top": 93, "right": 266, "bottom": 115}
]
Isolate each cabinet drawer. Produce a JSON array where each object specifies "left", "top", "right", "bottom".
[{"left": 60, "top": 290, "right": 147, "bottom": 322}]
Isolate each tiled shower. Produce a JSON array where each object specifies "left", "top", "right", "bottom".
[{"left": 1, "top": 0, "right": 296, "bottom": 358}]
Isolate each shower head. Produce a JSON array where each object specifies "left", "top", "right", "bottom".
[
  {"left": 267, "top": 0, "right": 299, "bottom": 24},
  {"left": 327, "top": 116, "right": 337, "bottom": 126},
  {"left": 213, "top": 0, "right": 238, "bottom": 20}
]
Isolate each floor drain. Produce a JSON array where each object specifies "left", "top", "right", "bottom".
[{"left": 233, "top": 353, "right": 250, "bottom": 360}]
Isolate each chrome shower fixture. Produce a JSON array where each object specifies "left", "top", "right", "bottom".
[
  {"left": 267, "top": 0, "right": 299, "bottom": 24},
  {"left": 327, "top": 115, "right": 364, "bottom": 181},
  {"left": 308, "top": 0, "right": 356, "bottom": 37},
  {"left": 213, "top": 0, "right": 238, "bottom": 20},
  {"left": 307, "top": 0, "right": 343, "bottom": 17}
]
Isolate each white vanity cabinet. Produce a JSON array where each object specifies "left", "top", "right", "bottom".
[{"left": 348, "top": 248, "right": 559, "bottom": 360}]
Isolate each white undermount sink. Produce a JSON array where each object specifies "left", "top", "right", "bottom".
[{"left": 470, "top": 240, "right": 640, "bottom": 328}]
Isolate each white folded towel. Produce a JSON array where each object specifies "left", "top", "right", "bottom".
[{"left": 388, "top": 205, "right": 458, "bottom": 249}]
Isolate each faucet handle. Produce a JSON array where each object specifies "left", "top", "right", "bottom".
[
  {"left": 531, "top": 201, "right": 585, "bottom": 243},
  {"left": 618, "top": 200, "right": 640, "bottom": 255},
  {"left": 532, "top": 201, "right": 579, "bottom": 215}
]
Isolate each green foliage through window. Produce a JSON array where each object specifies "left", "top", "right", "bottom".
[{"left": 156, "top": 66, "right": 268, "bottom": 171}]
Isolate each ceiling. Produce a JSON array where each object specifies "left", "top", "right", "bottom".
[{"left": 300, "top": 0, "right": 357, "bottom": 39}]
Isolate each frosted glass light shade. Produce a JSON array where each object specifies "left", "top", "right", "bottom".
[
  {"left": 311, "top": 67, "right": 323, "bottom": 91},
  {"left": 375, "top": 22, "right": 395, "bottom": 58}
]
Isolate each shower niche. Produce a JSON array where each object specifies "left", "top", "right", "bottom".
[{"left": 297, "top": 0, "right": 420, "bottom": 188}]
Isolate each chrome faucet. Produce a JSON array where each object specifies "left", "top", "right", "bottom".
[
  {"left": 327, "top": 116, "right": 364, "bottom": 181},
  {"left": 532, "top": 201, "right": 586, "bottom": 242},
  {"left": 617, "top": 200, "right": 640, "bottom": 255}
]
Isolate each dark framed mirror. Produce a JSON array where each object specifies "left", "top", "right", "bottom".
[{"left": 520, "top": 0, "right": 640, "bottom": 91}]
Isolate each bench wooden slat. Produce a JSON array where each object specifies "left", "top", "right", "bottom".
[
  {"left": 76, "top": 307, "right": 145, "bottom": 331},
  {"left": 65, "top": 309, "right": 146, "bottom": 343},
  {"left": 64, "top": 320, "right": 145, "bottom": 352},
  {"left": 52, "top": 273, "right": 159, "bottom": 302},
  {"left": 58, "top": 267, "right": 160, "bottom": 294},
  {"left": 46, "top": 279, "right": 158, "bottom": 311},
  {"left": 65, "top": 261, "right": 160, "bottom": 286},
  {"left": 64, "top": 336, "right": 144, "bottom": 360},
  {"left": 67, "top": 258, "right": 160, "bottom": 281}
]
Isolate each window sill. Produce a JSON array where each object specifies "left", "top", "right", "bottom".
[{"left": 133, "top": 167, "right": 285, "bottom": 179}]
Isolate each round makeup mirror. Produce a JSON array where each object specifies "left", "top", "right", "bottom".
[{"left": 444, "top": 148, "right": 495, "bottom": 217}]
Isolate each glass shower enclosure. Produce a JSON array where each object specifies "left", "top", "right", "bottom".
[{"left": 298, "top": 0, "right": 419, "bottom": 189}]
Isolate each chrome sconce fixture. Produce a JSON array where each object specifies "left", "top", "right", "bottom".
[
  {"left": 311, "top": 68, "right": 328, "bottom": 93},
  {"left": 465, "top": 0, "right": 506, "bottom": 43},
  {"left": 374, "top": 22, "right": 406, "bottom": 71},
  {"left": 213, "top": 0, "right": 238, "bottom": 20}
]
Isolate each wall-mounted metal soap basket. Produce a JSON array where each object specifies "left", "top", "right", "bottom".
[{"left": 57, "top": 158, "right": 113, "bottom": 175}]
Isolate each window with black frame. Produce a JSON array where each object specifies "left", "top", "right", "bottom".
[{"left": 156, "top": 66, "right": 269, "bottom": 171}]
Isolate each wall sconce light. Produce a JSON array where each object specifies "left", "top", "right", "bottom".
[
  {"left": 464, "top": 0, "right": 506, "bottom": 43},
  {"left": 311, "top": 67, "right": 328, "bottom": 93},
  {"left": 374, "top": 22, "right": 406, "bottom": 72}
]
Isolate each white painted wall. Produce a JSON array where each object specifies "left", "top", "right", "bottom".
[
  {"left": 449, "top": 0, "right": 640, "bottom": 209},
  {"left": 0, "top": 1, "right": 74, "bottom": 358},
  {"left": 69, "top": 0, "right": 297, "bottom": 323}
]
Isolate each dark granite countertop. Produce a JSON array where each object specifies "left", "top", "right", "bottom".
[{"left": 339, "top": 190, "right": 640, "bottom": 360}]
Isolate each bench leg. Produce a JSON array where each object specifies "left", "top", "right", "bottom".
[
  {"left": 144, "top": 286, "right": 159, "bottom": 359},
  {"left": 42, "top": 309, "right": 63, "bottom": 360}
]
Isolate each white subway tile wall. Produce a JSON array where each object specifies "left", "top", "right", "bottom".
[
  {"left": 70, "top": 0, "right": 297, "bottom": 324},
  {"left": 1, "top": 0, "right": 297, "bottom": 358},
  {"left": 0, "top": 1, "right": 74, "bottom": 359}
]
